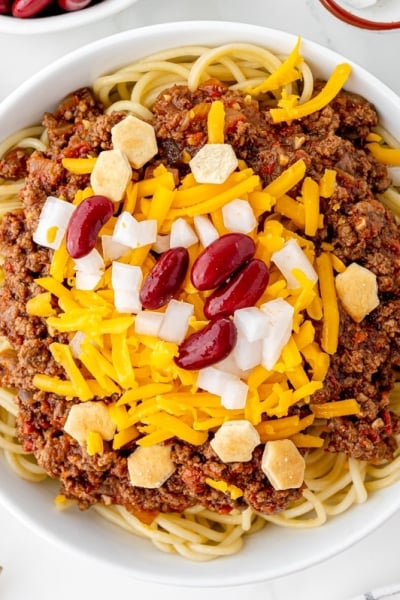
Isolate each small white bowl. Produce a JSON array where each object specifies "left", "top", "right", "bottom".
[
  {"left": 0, "top": 0, "right": 138, "bottom": 34},
  {"left": 319, "top": 0, "right": 400, "bottom": 30},
  {"left": 0, "top": 21, "right": 400, "bottom": 588}
]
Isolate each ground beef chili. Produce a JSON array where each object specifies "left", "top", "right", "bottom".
[{"left": 0, "top": 79, "right": 399, "bottom": 518}]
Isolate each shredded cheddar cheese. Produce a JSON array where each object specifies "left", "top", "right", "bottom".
[
  {"left": 310, "top": 399, "right": 361, "bottom": 418},
  {"left": 205, "top": 478, "right": 243, "bottom": 500},
  {"left": 319, "top": 168, "right": 337, "bottom": 198},
  {"left": 275, "top": 195, "right": 305, "bottom": 229},
  {"left": 264, "top": 159, "right": 306, "bottom": 198},
  {"left": 86, "top": 431, "right": 104, "bottom": 455},
  {"left": 168, "top": 173, "right": 260, "bottom": 218},
  {"left": 315, "top": 252, "right": 340, "bottom": 355},
  {"left": 246, "top": 36, "right": 303, "bottom": 96},
  {"left": 270, "top": 63, "right": 352, "bottom": 123},
  {"left": 31, "top": 81, "right": 350, "bottom": 458},
  {"left": 207, "top": 100, "right": 225, "bottom": 144},
  {"left": 49, "top": 343, "right": 93, "bottom": 401},
  {"left": 301, "top": 176, "right": 320, "bottom": 236},
  {"left": 26, "top": 292, "right": 56, "bottom": 317},
  {"left": 366, "top": 142, "right": 400, "bottom": 165},
  {"left": 290, "top": 433, "right": 324, "bottom": 448},
  {"left": 62, "top": 157, "right": 97, "bottom": 174}
]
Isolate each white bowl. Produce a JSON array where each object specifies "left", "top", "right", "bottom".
[
  {"left": 0, "top": 0, "right": 138, "bottom": 34},
  {"left": 1, "top": 21, "right": 400, "bottom": 587}
]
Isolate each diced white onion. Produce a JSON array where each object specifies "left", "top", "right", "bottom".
[
  {"left": 134, "top": 310, "right": 164, "bottom": 336},
  {"left": 32, "top": 195, "right": 75, "bottom": 250},
  {"left": 260, "top": 298, "right": 294, "bottom": 370},
  {"left": 112, "top": 211, "right": 139, "bottom": 247},
  {"left": 101, "top": 235, "right": 130, "bottom": 262},
  {"left": 114, "top": 289, "right": 142, "bottom": 314},
  {"left": 75, "top": 270, "right": 103, "bottom": 291},
  {"left": 215, "top": 351, "right": 250, "bottom": 378},
  {"left": 158, "top": 299, "right": 194, "bottom": 344},
  {"left": 222, "top": 198, "right": 257, "bottom": 234},
  {"left": 73, "top": 248, "right": 104, "bottom": 291},
  {"left": 193, "top": 215, "right": 219, "bottom": 247},
  {"left": 111, "top": 261, "right": 143, "bottom": 292},
  {"left": 233, "top": 333, "right": 262, "bottom": 371},
  {"left": 112, "top": 212, "right": 157, "bottom": 249},
  {"left": 73, "top": 248, "right": 104, "bottom": 273},
  {"left": 271, "top": 238, "right": 318, "bottom": 289},
  {"left": 137, "top": 219, "right": 158, "bottom": 247},
  {"left": 221, "top": 377, "right": 249, "bottom": 410},
  {"left": 111, "top": 262, "right": 143, "bottom": 313},
  {"left": 169, "top": 218, "right": 198, "bottom": 248},
  {"left": 69, "top": 331, "right": 87, "bottom": 358},
  {"left": 233, "top": 306, "right": 270, "bottom": 342},
  {"left": 197, "top": 366, "right": 248, "bottom": 410},
  {"left": 152, "top": 234, "right": 171, "bottom": 254},
  {"left": 197, "top": 366, "right": 237, "bottom": 396}
]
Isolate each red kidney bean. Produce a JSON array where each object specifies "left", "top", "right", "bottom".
[
  {"left": 0, "top": 0, "right": 10, "bottom": 14},
  {"left": 190, "top": 233, "right": 256, "bottom": 291},
  {"left": 11, "top": 0, "right": 52, "bottom": 17},
  {"left": 204, "top": 259, "right": 269, "bottom": 319},
  {"left": 57, "top": 0, "right": 91, "bottom": 10},
  {"left": 174, "top": 316, "right": 237, "bottom": 370},
  {"left": 140, "top": 247, "right": 189, "bottom": 310},
  {"left": 66, "top": 195, "right": 114, "bottom": 259}
]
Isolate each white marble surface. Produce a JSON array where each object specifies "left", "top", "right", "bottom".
[{"left": 1, "top": 1, "right": 400, "bottom": 598}]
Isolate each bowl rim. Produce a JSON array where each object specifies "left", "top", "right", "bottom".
[
  {"left": 0, "top": 0, "right": 137, "bottom": 34},
  {"left": 1, "top": 20, "right": 400, "bottom": 587}
]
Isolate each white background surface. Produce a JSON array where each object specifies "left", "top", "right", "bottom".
[{"left": 0, "top": 1, "right": 400, "bottom": 598}]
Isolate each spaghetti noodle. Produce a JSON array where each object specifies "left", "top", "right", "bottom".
[{"left": 0, "top": 39, "right": 399, "bottom": 561}]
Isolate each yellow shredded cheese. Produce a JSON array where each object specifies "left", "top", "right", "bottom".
[
  {"left": 35, "top": 277, "right": 77, "bottom": 304},
  {"left": 366, "top": 142, "right": 400, "bottom": 165},
  {"left": 168, "top": 173, "right": 260, "bottom": 218},
  {"left": 365, "top": 132, "right": 382, "bottom": 143},
  {"left": 290, "top": 433, "right": 324, "bottom": 448},
  {"left": 86, "top": 431, "right": 104, "bottom": 455},
  {"left": 49, "top": 343, "right": 93, "bottom": 401},
  {"left": 247, "top": 36, "right": 303, "bottom": 95},
  {"left": 26, "top": 292, "right": 56, "bottom": 317},
  {"left": 270, "top": 63, "right": 352, "bottom": 123},
  {"left": 32, "top": 373, "right": 107, "bottom": 399},
  {"left": 256, "top": 414, "right": 315, "bottom": 442},
  {"left": 112, "top": 426, "right": 139, "bottom": 450},
  {"left": 310, "top": 399, "right": 361, "bottom": 418},
  {"left": 264, "top": 159, "right": 306, "bottom": 197},
  {"left": 139, "top": 412, "right": 208, "bottom": 446},
  {"left": 205, "top": 478, "right": 243, "bottom": 500},
  {"left": 50, "top": 239, "right": 74, "bottom": 282},
  {"left": 54, "top": 494, "right": 67, "bottom": 505},
  {"left": 207, "top": 100, "right": 225, "bottom": 144},
  {"left": 62, "top": 157, "right": 97, "bottom": 174},
  {"left": 316, "top": 252, "right": 340, "bottom": 355},
  {"left": 319, "top": 168, "right": 337, "bottom": 198},
  {"left": 275, "top": 194, "right": 305, "bottom": 228},
  {"left": 79, "top": 341, "right": 121, "bottom": 391},
  {"left": 173, "top": 170, "right": 251, "bottom": 209},
  {"left": 302, "top": 176, "right": 320, "bottom": 236},
  {"left": 137, "top": 169, "right": 175, "bottom": 197}
]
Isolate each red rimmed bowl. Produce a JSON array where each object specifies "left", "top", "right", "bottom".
[{"left": 319, "top": 0, "right": 400, "bottom": 30}]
